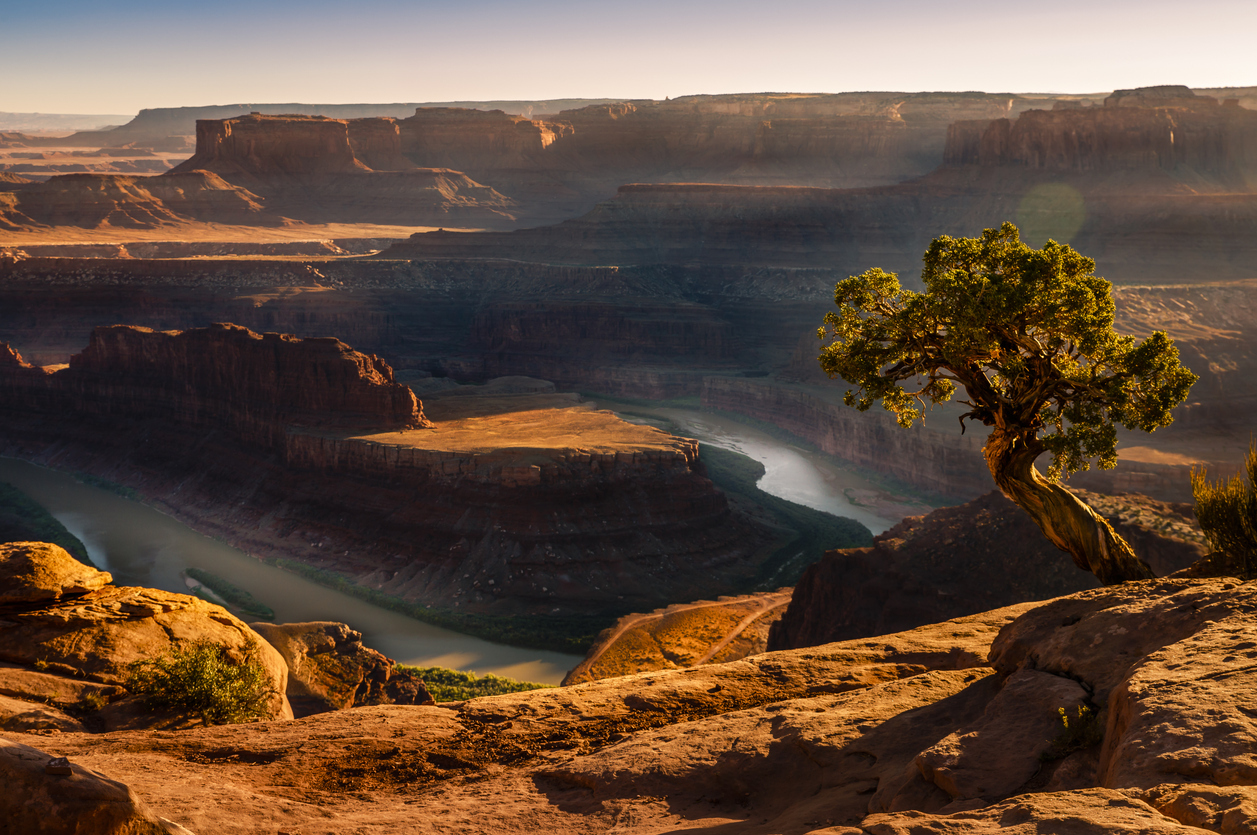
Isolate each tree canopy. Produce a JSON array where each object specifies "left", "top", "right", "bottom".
[
  {"left": 819, "top": 222, "right": 1197, "bottom": 584},
  {"left": 819, "top": 222, "right": 1196, "bottom": 482}
]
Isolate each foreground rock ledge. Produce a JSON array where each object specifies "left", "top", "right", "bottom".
[{"left": 7, "top": 576, "right": 1257, "bottom": 833}]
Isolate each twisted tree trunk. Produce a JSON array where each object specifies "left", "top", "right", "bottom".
[{"left": 984, "top": 428, "right": 1155, "bottom": 585}]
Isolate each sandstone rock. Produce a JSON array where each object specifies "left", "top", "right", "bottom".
[
  {"left": 250, "top": 621, "right": 434, "bottom": 717},
  {"left": 0, "top": 736, "right": 172, "bottom": 834},
  {"left": 0, "top": 662, "right": 125, "bottom": 710},
  {"left": 1144, "top": 783, "right": 1257, "bottom": 832},
  {"left": 769, "top": 490, "right": 1204, "bottom": 653},
  {"left": 863, "top": 788, "right": 1196, "bottom": 834},
  {"left": 0, "top": 694, "right": 85, "bottom": 733},
  {"left": 0, "top": 578, "right": 292, "bottom": 724},
  {"left": 0, "top": 541, "right": 111, "bottom": 605},
  {"left": 914, "top": 668, "right": 1088, "bottom": 802}
]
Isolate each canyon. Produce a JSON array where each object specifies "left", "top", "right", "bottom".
[{"left": 0, "top": 324, "right": 821, "bottom": 640}]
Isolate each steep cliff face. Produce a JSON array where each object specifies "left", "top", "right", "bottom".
[
  {"left": 767, "top": 490, "right": 1207, "bottom": 652},
  {"left": 944, "top": 88, "right": 1257, "bottom": 185},
  {"left": 345, "top": 118, "right": 412, "bottom": 172},
  {"left": 1, "top": 324, "right": 424, "bottom": 448},
  {"left": 167, "top": 114, "right": 517, "bottom": 226},
  {"left": 173, "top": 114, "right": 368, "bottom": 178}
]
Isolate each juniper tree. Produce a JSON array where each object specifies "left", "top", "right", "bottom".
[{"left": 818, "top": 222, "right": 1197, "bottom": 584}]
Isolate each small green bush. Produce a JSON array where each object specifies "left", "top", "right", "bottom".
[
  {"left": 1192, "top": 441, "right": 1257, "bottom": 579},
  {"left": 126, "top": 639, "right": 275, "bottom": 726},
  {"left": 1044, "top": 705, "right": 1104, "bottom": 760},
  {"left": 397, "top": 665, "right": 553, "bottom": 702}
]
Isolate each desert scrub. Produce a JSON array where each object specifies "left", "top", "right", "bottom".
[
  {"left": 1192, "top": 440, "right": 1257, "bottom": 579},
  {"left": 397, "top": 666, "right": 553, "bottom": 702},
  {"left": 186, "top": 567, "right": 275, "bottom": 620},
  {"left": 1044, "top": 705, "right": 1104, "bottom": 760},
  {"left": 126, "top": 639, "right": 276, "bottom": 726}
]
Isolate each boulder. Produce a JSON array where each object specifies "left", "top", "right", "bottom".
[
  {"left": 0, "top": 694, "right": 85, "bottom": 733},
  {"left": 250, "top": 621, "right": 433, "bottom": 717},
  {"left": 0, "top": 736, "right": 173, "bottom": 834},
  {"left": 914, "top": 668, "right": 1088, "bottom": 801},
  {"left": 0, "top": 541, "right": 110, "bottom": 606},
  {"left": 0, "top": 547, "right": 292, "bottom": 724}
]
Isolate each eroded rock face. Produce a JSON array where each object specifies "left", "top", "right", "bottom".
[
  {"left": 0, "top": 542, "right": 292, "bottom": 727},
  {"left": 768, "top": 490, "right": 1205, "bottom": 652},
  {"left": 0, "top": 737, "right": 172, "bottom": 835},
  {"left": 0, "top": 540, "right": 111, "bottom": 605},
  {"left": 250, "top": 621, "right": 433, "bottom": 717},
  {"left": 1, "top": 323, "right": 426, "bottom": 448}
]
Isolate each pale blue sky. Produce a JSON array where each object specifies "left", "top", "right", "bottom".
[{"left": 2, "top": 0, "right": 1253, "bottom": 114}]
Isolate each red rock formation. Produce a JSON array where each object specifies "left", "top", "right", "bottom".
[
  {"left": 943, "top": 87, "right": 1257, "bottom": 184},
  {"left": 0, "top": 171, "right": 276, "bottom": 229},
  {"left": 345, "top": 117, "right": 412, "bottom": 171},
  {"left": 767, "top": 490, "right": 1206, "bottom": 652},
  {"left": 173, "top": 114, "right": 368, "bottom": 178},
  {"left": 1, "top": 324, "right": 425, "bottom": 448}
]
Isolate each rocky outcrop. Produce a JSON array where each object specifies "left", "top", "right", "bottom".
[
  {"left": 173, "top": 114, "right": 368, "bottom": 178},
  {"left": 1, "top": 323, "right": 425, "bottom": 448},
  {"left": 0, "top": 737, "right": 176, "bottom": 835},
  {"left": 768, "top": 490, "right": 1207, "bottom": 652},
  {"left": 944, "top": 87, "right": 1257, "bottom": 185},
  {"left": 0, "top": 541, "right": 292, "bottom": 727},
  {"left": 0, "top": 171, "right": 276, "bottom": 229},
  {"left": 163, "top": 114, "right": 517, "bottom": 226},
  {"left": 249, "top": 622, "right": 434, "bottom": 717},
  {"left": 562, "top": 590, "right": 792, "bottom": 685},
  {"left": 14, "top": 578, "right": 1257, "bottom": 833}
]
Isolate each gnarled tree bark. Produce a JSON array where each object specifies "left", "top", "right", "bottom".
[{"left": 984, "top": 427, "right": 1155, "bottom": 585}]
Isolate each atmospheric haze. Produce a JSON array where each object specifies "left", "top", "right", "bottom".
[{"left": 2, "top": 0, "right": 1254, "bottom": 114}]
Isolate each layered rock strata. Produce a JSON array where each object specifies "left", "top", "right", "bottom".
[{"left": 0, "top": 325, "right": 779, "bottom": 617}]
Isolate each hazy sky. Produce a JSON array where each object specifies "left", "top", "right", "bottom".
[{"left": 2, "top": 0, "right": 1254, "bottom": 115}]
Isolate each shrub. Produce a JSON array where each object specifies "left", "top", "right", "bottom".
[
  {"left": 1192, "top": 441, "right": 1257, "bottom": 579},
  {"left": 1044, "top": 705, "right": 1104, "bottom": 760},
  {"left": 397, "top": 665, "right": 553, "bottom": 702},
  {"left": 126, "top": 639, "right": 275, "bottom": 726}
]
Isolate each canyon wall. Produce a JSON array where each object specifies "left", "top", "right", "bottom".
[
  {"left": 1, "top": 324, "right": 424, "bottom": 447},
  {"left": 0, "top": 324, "right": 782, "bottom": 620},
  {"left": 943, "top": 86, "right": 1257, "bottom": 184}
]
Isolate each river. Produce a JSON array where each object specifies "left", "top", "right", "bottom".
[{"left": 0, "top": 410, "right": 929, "bottom": 685}]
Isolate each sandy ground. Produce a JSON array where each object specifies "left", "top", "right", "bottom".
[{"left": 356, "top": 399, "right": 689, "bottom": 456}]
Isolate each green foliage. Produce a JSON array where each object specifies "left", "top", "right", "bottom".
[
  {"left": 396, "top": 665, "right": 553, "bottom": 702},
  {"left": 697, "top": 443, "right": 873, "bottom": 587},
  {"left": 1044, "top": 705, "right": 1104, "bottom": 760},
  {"left": 126, "top": 639, "right": 276, "bottom": 726},
  {"left": 1192, "top": 441, "right": 1257, "bottom": 579},
  {"left": 819, "top": 222, "right": 1197, "bottom": 481},
  {"left": 186, "top": 567, "right": 275, "bottom": 621},
  {"left": 0, "top": 481, "right": 95, "bottom": 567}
]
